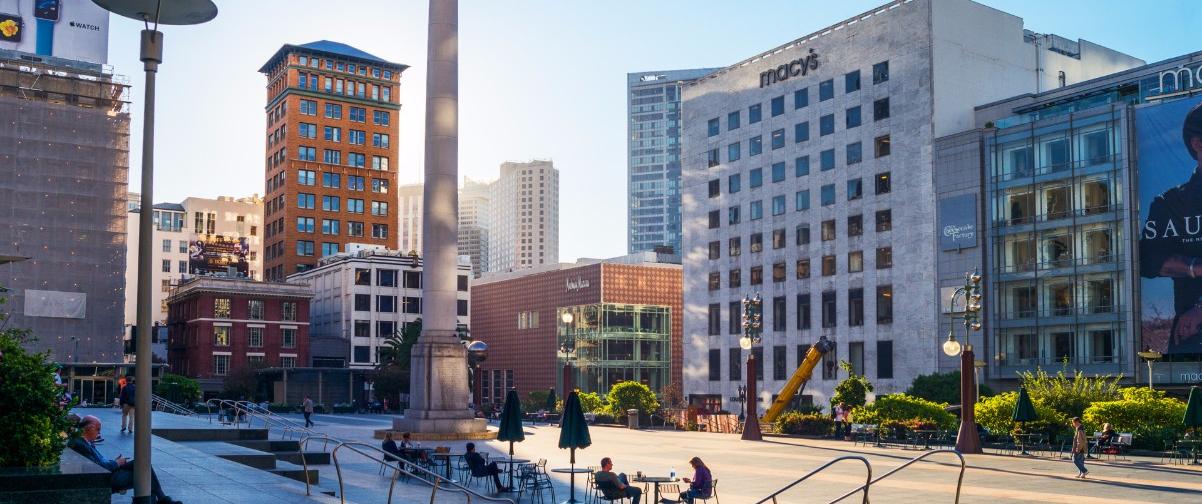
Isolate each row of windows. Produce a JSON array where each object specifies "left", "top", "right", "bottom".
[
  {"left": 708, "top": 339, "right": 894, "bottom": 383},
  {"left": 295, "top": 193, "right": 392, "bottom": 215},
  {"left": 212, "top": 326, "right": 296, "bottom": 349},
  {"left": 708, "top": 98, "right": 891, "bottom": 152},
  {"left": 297, "top": 71, "right": 392, "bottom": 102},
  {"left": 711, "top": 210, "right": 893, "bottom": 253},
  {"left": 711, "top": 175, "right": 892, "bottom": 227},
  {"left": 212, "top": 298, "right": 298, "bottom": 321},
  {"left": 295, "top": 170, "right": 390, "bottom": 193},
  {"left": 294, "top": 146, "right": 387, "bottom": 170},
  {"left": 707, "top": 286, "right": 894, "bottom": 338},
  {"left": 707, "top": 133, "right": 892, "bottom": 172},
  {"left": 706, "top": 61, "right": 891, "bottom": 138},
  {"left": 296, "top": 99, "right": 391, "bottom": 125},
  {"left": 212, "top": 354, "right": 295, "bottom": 376},
  {"left": 296, "top": 55, "right": 394, "bottom": 80},
  {"left": 708, "top": 247, "right": 894, "bottom": 290}
]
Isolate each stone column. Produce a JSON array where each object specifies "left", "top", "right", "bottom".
[{"left": 396, "top": 0, "right": 485, "bottom": 434}]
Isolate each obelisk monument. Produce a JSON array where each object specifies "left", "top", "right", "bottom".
[{"left": 395, "top": 0, "right": 486, "bottom": 434}]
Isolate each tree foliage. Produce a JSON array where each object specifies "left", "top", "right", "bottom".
[
  {"left": 831, "top": 361, "right": 873, "bottom": 409},
  {"left": 774, "top": 411, "right": 833, "bottom": 436},
  {"left": 606, "top": 381, "right": 659, "bottom": 415},
  {"left": 576, "top": 391, "right": 606, "bottom": 413},
  {"left": 905, "top": 371, "right": 994, "bottom": 405},
  {"left": 658, "top": 381, "right": 686, "bottom": 410},
  {"left": 1018, "top": 367, "right": 1122, "bottom": 420},
  {"left": 376, "top": 319, "right": 421, "bottom": 395},
  {"left": 523, "top": 390, "right": 551, "bottom": 413},
  {"left": 850, "top": 394, "right": 956, "bottom": 430},
  {"left": 1083, "top": 387, "right": 1186, "bottom": 450},
  {"left": 0, "top": 289, "right": 72, "bottom": 466},
  {"left": 221, "top": 361, "right": 265, "bottom": 400},
  {"left": 371, "top": 366, "right": 409, "bottom": 408},
  {"left": 155, "top": 373, "right": 201, "bottom": 405}
]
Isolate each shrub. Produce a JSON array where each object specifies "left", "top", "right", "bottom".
[
  {"left": 576, "top": 391, "right": 606, "bottom": 414},
  {"left": 1083, "top": 387, "right": 1186, "bottom": 450},
  {"left": 774, "top": 411, "right": 833, "bottom": 436},
  {"left": 832, "top": 361, "right": 873, "bottom": 409},
  {"left": 0, "top": 320, "right": 71, "bottom": 466},
  {"left": 974, "top": 391, "right": 1068, "bottom": 439},
  {"left": 1018, "top": 367, "right": 1122, "bottom": 420},
  {"left": 594, "top": 413, "right": 615, "bottom": 424},
  {"left": 906, "top": 371, "right": 994, "bottom": 405},
  {"left": 605, "top": 381, "right": 659, "bottom": 416},
  {"left": 850, "top": 394, "right": 955, "bottom": 430},
  {"left": 155, "top": 373, "right": 200, "bottom": 405},
  {"left": 794, "top": 403, "right": 825, "bottom": 416},
  {"left": 523, "top": 390, "right": 550, "bottom": 413}
]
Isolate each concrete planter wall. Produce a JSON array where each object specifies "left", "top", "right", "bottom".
[{"left": 0, "top": 450, "right": 111, "bottom": 504}]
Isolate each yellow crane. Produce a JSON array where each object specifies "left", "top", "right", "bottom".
[{"left": 761, "top": 336, "right": 835, "bottom": 424}]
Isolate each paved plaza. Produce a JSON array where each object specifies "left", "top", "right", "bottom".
[{"left": 71, "top": 408, "right": 1202, "bottom": 503}]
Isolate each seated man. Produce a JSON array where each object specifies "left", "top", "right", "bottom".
[
  {"left": 398, "top": 432, "right": 427, "bottom": 462},
  {"left": 594, "top": 457, "right": 641, "bottom": 504},
  {"left": 464, "top": 442, "right": 508, "bottom": 491},
  {"left": 68, "top": 415, "right": 181, "bottom": 504}
]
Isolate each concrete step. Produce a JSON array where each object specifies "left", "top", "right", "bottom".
[
  {"left": 276, "top": 451, "right": 331, "bottom": 465},
  {"left": 186, "top": 441, "right": 279, "bottom": 470},
  {"left": 229, "top": 439, "right": 301, "bottom": 452},
  {"left": 269, "top": 459, "right": 319, "bottom": 485},
  {"left": 152, "top": 427, "right": 269, "bottom": 442}
]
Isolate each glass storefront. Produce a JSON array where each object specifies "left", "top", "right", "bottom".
[{"left": 557, "top": 303, "right": 671, "bottom": 396}]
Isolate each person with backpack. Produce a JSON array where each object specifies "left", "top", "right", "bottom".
[{"left": 119, "top": 376, "right": 136, "bottom": 433}]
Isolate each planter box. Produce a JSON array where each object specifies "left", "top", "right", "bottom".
[{"left": 0, "top": 450, "right": 111, "bottom": 504}]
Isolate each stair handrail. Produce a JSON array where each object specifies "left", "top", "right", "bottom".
[
  {"left": 234, "top": 400, "right": 310, "bottom": 435},
  {"left": 149, "top": 393, "right": 196, "bottom": 416},
  {"left": 205, "top": 398, "right": 312, "bottom": 440},
  {"left": 298, "top": 433, "right": 343, "bottom": 495},
  {"left": 754, "top": 455, "right": 872, "bottom": 504},
  {"left": 828, "top": 449, "right": 966, "bottom": 504},
  {"left": 331, "top": 440, "right": 516, "bottom": 504}
]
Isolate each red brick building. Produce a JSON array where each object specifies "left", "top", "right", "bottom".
[
  {"left": 166, "top": 276, "right": 313, "bottom": 393},
  {"left": 259, "top": 41, "right": 408, "bottom": 281},
  {"left": 470, "top": 254, "right": 682, "bottom": 406}
]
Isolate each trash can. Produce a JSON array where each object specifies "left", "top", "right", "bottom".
[{"left": 627, "top": 409, "right": 639, "bottom": 429}]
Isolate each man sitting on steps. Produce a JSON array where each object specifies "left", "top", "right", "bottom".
[{"left": 68, "top": 415, "right": 182, "bottom": 504}]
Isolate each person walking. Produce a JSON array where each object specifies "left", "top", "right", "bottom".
[
  {"left": 1071, "top": 417, "right": 1089, "bottom": 478},
  {"left": 303, "top": 395, "right": 315, "bottom": 428},
  {"left": 119, "top": 376, "right": 136, "bottom": 434}
]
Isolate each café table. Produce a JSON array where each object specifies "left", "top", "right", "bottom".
[
  {"left": 429, "top": 451, "right": 465, "bottom": 480},
  {"left": 495, "top": 457, "right": 531, "bottom": 492},
  {"left": 1178, "top": 439, "right": 1202, "bottom": 465},
  {"left": 1013, "top": 433, "right": 1043, "bottom": 456},
  {"left": 552, "top": 467, "right": 593, "bottom": 504},
  {"left": 910, "top": 430, "right": 939, "bottom": 450},
  {"left": 634, "top": 475, "right": 679, "bottom": 503}
]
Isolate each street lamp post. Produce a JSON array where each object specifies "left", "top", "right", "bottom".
[
  {"left": 739, "top": 294, "right": 763, "bottom": 441},
  {"left": 466, "top": 341, "right": 488, "bottom": 411},
  {"left": 1138, "top": 348, "right": 1163, "bottom": 390},
  {"left": 946, "top": 271, "right": 984, "bottom": 454},
  {"left": 560, "top": 310, "right": 576, "bottom": 399},
  {"left": 737, "top": 385, "right": 746, "bottom": 422},
  {"left": 90, "top": 2, "right": 217, "bottom": 501}
]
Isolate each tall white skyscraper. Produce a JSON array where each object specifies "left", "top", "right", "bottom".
[
  {"left": 397, "top": 183, "right": 424, "bottom": 254},
  {"left": 488, "top": 160, "right": 559, "bottom": 272},
  {"left": 458, "top": 177, "right": 491, "bottom": 276}
]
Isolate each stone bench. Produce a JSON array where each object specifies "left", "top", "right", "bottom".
[{"left": 0, "top": 450, "right": 111, "bottom": 504}]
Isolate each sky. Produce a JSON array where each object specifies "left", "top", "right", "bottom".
[{"left": 106, "top": 0, "right": 1201, "bottom": 263}]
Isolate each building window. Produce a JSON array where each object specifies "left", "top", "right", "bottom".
[
  {"left": 281, "top": 356, "right": 296, "bottom": 368},
  {"left": 708, "top": 241, "right": 721, "bottom": 260},
  {"left": 213, "top": 354, "right": 230, "bottom": 376},
  {"left": 849, "top": 288, "right": 864, "bottom": 326},
  {"left": 875, "top": 172, "right": 891, "bottom": 194},
  {"left": 322, "top": 219, "right": 340, "bottom": 235},
  {"left": 877, "top": 285, "right": 893, "bottom": 324},
  {"left": 728, "top": 206, "right": 741, "bottom": 225},
  {"left": 372, "top": 224, "right": 389, "bottom": 239},
  {"left": 773, "top": 262, "right": 786, "bottom": 283},
  {"left": 727, "top": 173, "right": 741, "bottom": 194},
  {"left": 821, "top": 291, "right": 836, "bottom": 328},
  {"left": 849, "top": 251, "right": 864, "bottom": 273},
  {"left": 794, "top": 87, "right": 809, "bottom": 109},
  {"left": 796, "top": 259, "right": 810, "bottom": 279},
  {"left": 354, "top": 294, "right": 371, "bottom": 312},
  {"left": 876, "top": 209, "right": 892, "bottom": 232},
  {"left": 377, "top": 295, "right": 397, "bottom": 313},
  {"left": 371, "top": 201, "right": 389, "bottom": 216},
  {"left": 729, "top": 348, "right": 742, "bottom": 380},
  {"left": 297, "top": 240, "right": 315, "bottom": 256},
  {"left": 821, "top": 185, "right": 836, "bottom": 206},
  {"left": 848, "top": 215, "right": 863, "bottom": 237},
  {"left": 772, "top": 229, "right": 786, "bottom": 249},
  {"left": 708, "top": 272, "right": 721, "bottom": 291},
  {"left": 178, "top": 260, "right": 187, "bottom": 274},
  {"left": 248, "top": 327, "right": 263, "bottom": 348},
  {"left": 750, "top": 168, "right": 763, "bottom": 188},
  {"left": 796, "top": 224, "right": 810, "bottom": 245},
  {"left": 821, "top": 220, "right": 836, "bottom": 241},
  {"left": 373, "top": 110, "right": 391, "bottom": 126},
  {"left": 847, "top": 178, "right": 863, "bottom": 201},
  {"left": 770, "top": 95, "right": 785, "bottom": 117},
  {"left": 819, "top": 79, "right": 833, "bottom": 101},
  {"left": 709, "top": 349, "right": 721, "bottom": 380},
  {"left": 322, "top": 172, "right": 341, "bottom": 188},
  {"left": 297, "top": 193, "right": 316, "bottom": 209},
  {"left": 797, "top": 294, "right": 811, "bottom": 330},
  {"left": 214, "top": 298, "right": 231, "bottom": 318},
  {"left": 729, "top": 237, "right": 742, "bottom": 257},
  {"left": 847, "top": 142, "right": 862, "bottom": 165},
  {"left": 796, "top": 190, "right": 810, "bottom": 211},
  {"left": 750, "top": 233, "right": 763, "bottom": 253},
  {"left": 771, "top": 162, "right": 786, "bottom": 183},
  {"left": 772, "top": 195, "right": 786, "bottom": 216},
  {"left": 707, "top": 118, "right": 719, "bottom": 137},
  {"left": 875, "top": 135, "right": 891, "bottom": 158},
  {"left": 795, "top": 156, "right": 810, "bottom": 177},
  {"left": 874, "top": 97, "right": 890, "bottom": 121},
  {"left": 729, "top": 268, "right": 741, "bottom": 288},
  {"left": 728, "top": 111, "right": 740, "bottom": 130},
  {"left": 729, "top": 301, "right": 741, "bottom": 334},
  {"left": 728, "top": 142, "right": 741, "bottom": 162},
  {"left": 708, "top": 210, "right": 720, "bottom": 229},
  {"left": 820, "top": 149, "right": 835, "bottom": 171},
  {"left": 820, "top": 114, "right": 834, "bottom": 136},
  {"left": 794, "top": 121, "right": 810, "bottom": 143},
  {"left": 707, "top": 148, "right": 719, "bottom": 168},
  {"left": 750, "top": 266, "right": 763, "bottom": 285},
  {"left": 322, "top": 242, "right": 339, "bottom": 256},
  {"left": 846, "top": 106, "right": 861, "bottom": 129},
  {"left": 213, "top": 326, "right": 230, "bottom": 346},
  {"left": 750, "top": 135, "right": 763, "bottom": 156},
  {"left": 773, "top": 344, "right": 787, "bottom": 380},
  {"left": 822, "top": 255, "right": 836, "bottom": 276},
  {"left": 355, "top": 268, "right": 371, "bottom": 286},
  {"left": 876, "top": 247, "right": 893, "bottom": 269},
  {"left": 325, "top": 103, "right": 342, "bottom": 119},
  {"left": 845, "top": 70, "right": 861, "bottom": 93},
  {"left": 849, "top": 341, "right": 865, "bottom": 376},
  {"left": 872, "top": 61, "right": 889, "bottom": 84},
  {"left": 297, "top": 217, "right": 315, "bottom": 233},
  {"left": 282, "top": 302, "right": 297, "bottom": 321},
  {"left": 876, "top": 340, "right": 893, "bottom": 378},
  {"left": 749, "top": 103, "right": 762, "bottom": 123},
  {"left": 248, "top": 300, "right": 264, "bottom": 320},
  {"left": 750, "top": 200, "right": 763, "bottom": 220},
  {"left": 771, "top": 129, "right": 785, "bottom": 150},
  {"left": 708, "top": 304, "right": 721, "bottom": 336},
  {"left": 161, "top": 259, "right": 171, "bottom": 272},
  {"left": 708, "top": 179, "right": 721, "bottom": 198}
]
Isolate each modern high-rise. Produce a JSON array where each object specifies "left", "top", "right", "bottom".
[
  {"left": 628, "top": 68, "right": 719, "bottom": 256},
  {"left": 458, "top": 177, "right": 491, "bottom": 276},
  {"left": 488, "top": 160, "right": 560, "bottom": 273},
  {"left": 0, "top": 52, "right": 130, "bottom": 364},
  {"left": 397, "top": 183, "right": 423, "bottom": 254},
  {"left": 681, "top": 0, "right": 1142, "bottom": 413},
  {"left": 259, "top": 41, "right": 407, "bottom": 281}
]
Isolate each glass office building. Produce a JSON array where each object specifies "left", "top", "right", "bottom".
[
  {"left": 557, "top": 303, "right": 672, "bottom": 396},
  {"left": 628, "top": 69, "right": 719, "bottom": 256}
]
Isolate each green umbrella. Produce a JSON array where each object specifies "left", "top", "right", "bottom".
[
  {"left": 1184, "top": 386, "right": 1202, "bottom": 431},
  {"left": 1011, "top": 387, "right": 1038, "bottom": 455},
  {"left": 496, "top": 390, "right": 525, "bottom": 491},
  {"left": 558, "top": 391, "right": 592, "bottom": 503}
]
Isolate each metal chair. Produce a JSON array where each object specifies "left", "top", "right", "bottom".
[
  {"left": 695, "top": 479, "right": 719, "bottom": 504},
  {"left": 594, "top": 481, "right": 631, "bottom": 503}
]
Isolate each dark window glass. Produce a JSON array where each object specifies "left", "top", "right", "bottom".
[
  {"left": 709, "top": 349, "right": 721, "bottom": 380},
  {"left": 821, "top": 291, "right": 837, "bottom": 328},
  {"left": 819, "top": 79, "right": 833, "bottom": 101},
  {"left": 845, "top": 70, "right": 861, "bottom": 93},
  {"left": 750, "top": 135, "right": 763, "bottom": 156},
  {"left": 847, "top": 142, "right": 863, "bottom": 165},
  {"left": 749, "top": 104, "right": 762, "bottom": 123},
  {"left": 849, "top": 288, "right": 864, "bottom": 326},
  {"left": 795, "top": 156, "right": 810, "bottom": 177},
  {"left": 708, "top": 210, "right": 720, "bottom": 229},
  {"left": 729, "top": 237, "right": 742, "bottom": 257},
  {"left": 820, "top": 149, "right": 835, "bottom": 171},
  {"left": 707, "top": 118, "right": 720, "bottom": 137},
  {"left": 771, "top": 129, "right": 785, "bottom": 150},
  {"left": 709, "top": 241, "right": 721, "bottom": 260},
  {"left": 753, "top": 347, "right": 763, "bottom": 381},
  {"left": 728, "top": 173, "right": 742, "bottom": 193},
  {"left": 877, "top": 340, "right": 894, "bottom": 378},
  {"left": 821, "top": 184, "right": 836, "bottom": 206},
  {"left": 773, "top": 296, "right": 787, "bottom": 332},
  {"left": 708, "top": 304, "right": 721, "bottom": 335},
  {"left": 728, "top": 111, "right": 741, "bottom": 130},
  {"left": 877, "top": 247, "right": 893, "bottom": 269},
  {"left": 797, "top": 294, "right": 811, "bottom": 329},
  {"left": 729, "top": 348, "right": 742, "bottom": 379},
  {"left": 750, "top": 168, "right": 763, "bottom": 188},
  {"left": 708, "top": 179, "right": 721, "bottom": 198},
  {"left": 875, "top": 135, "right": 891, "bottom": 158},
  {"left": 846, "top": 106, "right": 861, "bottom": 129},
  {"left": 771, "top": 96, "right": 785, "bottom": 117},
  {"left": 877, "top": 285, "right": 893, "bottom": 324},
  {"left": 872, "top": 61, "right": 889, "bottom": 84},
  {"left": 794, "top": 87, "right": 809, "bottom": 109},
  {"left": 773, "top": 344, "right": 787, "bottom": 380},
  {"left": 848, "top": 214, "right": 863, "bottom": 236},
  {"left": 708, "top": 272, "right": 720, "bottom": 291},
  {"left": 820, "top": 114, "right": 835, "bottom": 136},
  {"left": 876, "top": 209, "right": 892, "bottom": 232},
  {"left": 750, "top": 266, "right": 763, "bottom": 285},
  {"left": 876, "top": 172, "right": 891, "bottom": 194},
  {"left": 794, "top": 121, "right": 810, "bottom": 143},
  {"left": 729, "top": 301, "right": 741, "bottom": 334},
  {"left": 728, "top": 142, "right": 741, "bottom": 162},
  {"left": 874, "top": 97, "right": 890, "bottom": 121},
  {"left": 847, "top": 178, "right": 863, "bottom": 201},
  {"left": 796, "top": 224, "right": 811, "bottom": 245},
  {"left": 772, "top": 162, "right": 786, "bottom": 183}
]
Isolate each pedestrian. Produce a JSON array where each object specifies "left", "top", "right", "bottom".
[
  {"left": 119, "top": 376, "right": 136, "bottom": 434},
  {"left": 833, "top": 402, "right": 847, "bottom": 439},
  {"left": 1071, "top": 417, "right": 1089, "bottom": 478},
  {"left": 670, "top": 456, "right": 712, "bottom": 504},
  {"left": 303, "top": 395, "right": 315, "bottom": 428}
]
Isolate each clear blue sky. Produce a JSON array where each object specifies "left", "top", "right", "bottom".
[{"left": 108, "top": 0, "right": 1200, "bottom": 262}]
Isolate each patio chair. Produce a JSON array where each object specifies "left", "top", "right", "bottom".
[
  {"left": 696, "top": 479, "right": 719, "bottom": 503},
  {"left": 584, "top": 466, "right": 601, "bottom": 504},
  {"left": 517, "top": 463, "right": 553, "bottom": 504},
  {"left": 594, "top": 481, "right": 632, "bottom": 503}
]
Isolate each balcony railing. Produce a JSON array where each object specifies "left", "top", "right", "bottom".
[
  {"left": 992, "top": 154, "right": 1120, "bottom": 183},
  {"left": 993, "top": 204, "right": 1122, "bottom": 228},
  {"left": 996, "top": 303, "right": 1123, "bottom": 320},
  {"left": 997, "top": 253, "right": 1121, "bottom": 274}
]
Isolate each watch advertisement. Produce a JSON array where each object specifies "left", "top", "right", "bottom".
[
  {"left": 1137, "top": 94, "right": 1202, "bottom": 355},
  {"left": 0, "top": 0, "right": 108, "bottom": 64},
  {"left": 189, "top": 236, "right": 251, "bottom": 278}
]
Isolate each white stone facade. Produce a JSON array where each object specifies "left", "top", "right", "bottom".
[{"left": 680, "top": 0, "right": 1141, "bottom": 413}]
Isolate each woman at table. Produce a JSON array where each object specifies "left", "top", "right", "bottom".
[
  {"left": 382, "top": 432, "right": 402, "bottom": 462},
  {"left": 671, "top": 457, "right": 712, "bottom": 504},
  {"left": 1098, "top": 423, "right": 1118, "bottom": 450}
]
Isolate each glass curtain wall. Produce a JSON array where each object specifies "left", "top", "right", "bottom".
[{"left": 558, "top": 304, "right": 671, "bottom": 396}]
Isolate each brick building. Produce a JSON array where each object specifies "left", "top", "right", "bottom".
[
  {"left": 166, "top": 276, "right": 313, "bottom": 393},
  {"left": 470, "top": 253, "right": 681, "bottom": 406},
  {"left": 258, "top": 41, "right": 408, "bottom": 281}
]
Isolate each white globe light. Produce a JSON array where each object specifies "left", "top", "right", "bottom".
[
  {"left": 943, "top": 339, "right": 962, "bottom": 357},
  {"left": 739, "top": 337, "right": 753, "bottom": 350},
  {"left": 561, "top": 312, "right": 573, "bottom": 324}
]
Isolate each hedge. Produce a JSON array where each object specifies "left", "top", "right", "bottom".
[
  {"left": 850, "top": 394, "right": 956, "bottom": 430},
  {"left": 774, "top": 411, "right": 833, "bottom": 436}
]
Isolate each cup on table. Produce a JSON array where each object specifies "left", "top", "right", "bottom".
[{"left": 636, "top": 471, "right": 643, "bottom": 479}]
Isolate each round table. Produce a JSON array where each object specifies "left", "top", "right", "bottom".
[
  {"left": 430, "top": 451, "right": 465, "bottom": 480},
  {"left": 634, "top": 476, "right": 679, "bottom": 503},
  {"left": 495, "top": 458, "right": 531, "bottom": 492},
  {"left": 1178, "top": 439, "right": 1202, "bottom": 465},
  {"left": 552, "top": 467, "right": 594, "bottom": 504},
  {"left": 1013, "top": 433, "right": 1042, "bottom": 456}
]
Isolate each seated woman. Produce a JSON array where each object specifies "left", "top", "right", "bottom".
[
  {"left": 1097, "top": 423, "right": 1118, "bottom": 453},
  {"left": 382, "top": 432, "right": 402, "bottom": 462}
]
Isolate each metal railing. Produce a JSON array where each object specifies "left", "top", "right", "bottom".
[
  {"left": 829, "top": 449, "right": 966, "bottom": 504},
  {"left": 330, "top": 440, "right": 515, "bottom": 504},
  {"left": 150, "top": 394, "right": 196, "bottom": 417},
  {"left": 202, "top": 399, "right": 314, "bottom": 439},
  {"left": 298, "top": 433, "right": 342, "bottom": 496},
  {"left": 755, "top": 455, "right": 872, "bottom": 504}
]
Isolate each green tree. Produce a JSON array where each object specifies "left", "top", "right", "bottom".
[
  {"left": 523, "top": 390, "right": 551, "bottom": 412},
  {"left": 1083, "top": 387, "right": 1186, "bottom": 450},
  {"left": 0, "top": 288, "right": 72, "bottom": 466},
  {"left": 221, "top": 361, "right": 266, "bottom": 400},
  {"left": 155, "top": 373, "right": 201, "bottom": 405},
  {"left": 376, "top": 319, "right": 421, "bottom": 395},
  {"left": 576, "top": 391, "right": 605, "bottom": 413},
  {"left": 832, "top": 361, "right": 874, "bottom": 409},
  {"left": 371, "top": 366, "right": 409, "bottom": 409},
  {"left": 850, "top": 394, "right": 956, "bottom": 430},
  {"left": 1018, "top": 367, "right": 1122, "bottom": 419},
  {"left": 906, "top": 371, "right": 994, "bottom": 405},
  {"left": 606, "top": 381, "right": 659, "bottom": 415}
]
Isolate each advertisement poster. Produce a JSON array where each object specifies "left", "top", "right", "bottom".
[
  {"left": 1137, "top": 95, "right": 1202, "bottom": 354},
  {"left": 189, "top": 236, "right": 250, "bottom": 277},
  {"left": 0, "top": 1, "right": 108, "bottom": 65}
]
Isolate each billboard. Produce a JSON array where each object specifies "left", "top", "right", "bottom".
[
  {"left": 1137, "top": 95, "right": 1202, "bottom": 354},
  {"left": 938, "top": 194, "right": 978, "bottom": 250},
  {"left": 0, "top": 1, "right": 108, "bottom": 65},
  {"left": 189, "top": 236, "right": 250, "bottom": 277}
]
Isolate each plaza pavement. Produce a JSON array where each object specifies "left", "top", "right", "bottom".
[{"left": 71, "top": 408, "right": 1202, "bottom": 503}]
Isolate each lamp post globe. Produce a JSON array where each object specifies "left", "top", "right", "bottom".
[{"left": 561, "top": 311, "right": 574, "bottom": 325}]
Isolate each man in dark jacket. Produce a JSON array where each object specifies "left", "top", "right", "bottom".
[
  {"left": 68, "top": 415, "right": 181, "bottom": 504},
  {"left": 464, "top": 442, "right": 508, "bottom": 491},
  {"left": 119, "top": 376, "right": 136, "bottom": 433}
]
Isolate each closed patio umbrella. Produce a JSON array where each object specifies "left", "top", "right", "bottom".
[
  {"left": 558, "top": 391, "right": 592, "bottom": 504},
  {"left": 1185, "top": 386, "right": 1202, "bottom": 431},
  {"left": 1011, "top": 387, "right": 1038, "bottom": 455},
  {"left": 497, "top": 389, "right": 525, "bottom": 491}
]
